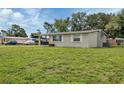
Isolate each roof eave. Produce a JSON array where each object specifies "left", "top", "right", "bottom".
[{"left": 41, "top": 30, "right": 101, "bottom": 36}]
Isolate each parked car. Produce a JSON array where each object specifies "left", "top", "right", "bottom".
[
  {"left": 23, "top": 40, "right": 35, "bottom": 45},
  {"left": 5, "top": 40, "right": 17, "bottom": 45}
]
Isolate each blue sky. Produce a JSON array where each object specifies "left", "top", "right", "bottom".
[{"left": 0, "top": 8, "right": 122, "bottom": 37}]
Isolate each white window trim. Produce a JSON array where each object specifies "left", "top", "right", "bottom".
[{"left": 71, "top": 34, "right": 82, "bottom": 42}]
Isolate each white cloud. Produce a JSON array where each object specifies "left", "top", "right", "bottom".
[
  {"left": 0, "top": 8, "right": 25, "bottom": 24},
  {"left": 0, "top": 9, "right": 13, "bottom": 16},
  {"left": 13, "top": 12, "right": 24, "bottom": 20},
  {"left": 0, "top": 8, "right": 43, "bottom": 36},
  {"left": 0, "top": 9, "right": 12, "bottom": 23}
]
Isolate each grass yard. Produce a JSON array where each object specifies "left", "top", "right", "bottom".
[{"left": 0, "top": 46, "right": 124, "bottom": 84}]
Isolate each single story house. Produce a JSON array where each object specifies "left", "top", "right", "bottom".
[
  {"left": 3, "top": 36, "right": 32, "bottom": 44},
  {"left": 0, "top": 36, "right": 32, "bottom": 44},
  {"left": 41, "top": 30, "right": 107, "bottom": 48},
  {"left": 0, "top": 30, "right": 33, "bottom": 44},
  {"left": 108, "top": 38, "right": 117, "bottom": 46},
  {"left": 108, "top": 38, "right": 124, "bottom": 46},
  {"left": 115, "top": 38, "right": 124, "bottom": 45}
]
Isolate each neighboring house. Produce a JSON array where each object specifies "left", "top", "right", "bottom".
[
  {"left": 108, "top": 38, "right": 117, "bottom": 46},
  {"left": 41, "top": 30, "right": 107, "bottom": 48},
  {"left": 108, "top": 38, "right": 124, "bottom": 46},
  {"left": 116, "top": 38, "right": 124, "bottom": 45},
  {"left": 4, "top": 36, "right": 32, "bottom": 44},
  {"left": 0, "top": 33, "right": 32, "bottom": 44},
  {"left": 0, "top": 30, "right": 32, "bottom": 44}
]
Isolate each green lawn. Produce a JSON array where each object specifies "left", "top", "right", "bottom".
[{"left": 0, "top": 46, "right": 124, "bottom": 84}]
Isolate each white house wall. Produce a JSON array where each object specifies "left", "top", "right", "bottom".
[
  {"left": 87, "top": 32, "right": 98, "bottom": 47},
  {"left": 49, "top": 31, "right": 100, "bottom": 48}
]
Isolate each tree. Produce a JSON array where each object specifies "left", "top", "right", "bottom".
[
  {"left": 42, "top": 8, "right": 124, "bottom": 39},
  {"left": 118, "top": 9, "right": 124, "bottom": 37},
  {"left": 43, "top": 22, "right": 55, "bottom": 33},
  {"left": 54, "top": 17, "right": 70, "bottom": 32},
  {"left": 105, "top": 9, "right": 124, "bottom": 38},
  {"left": 70, "top": 12, "right": 88, "bottom": 31},
  {"left": 30, "top": 33, "right": 39, "bottom": 38},
  {"left": 105, "top": 16, "right": 121, "bottom": 38},
  {"left": 86, "top": 14, "right": 98, "bottom": 30},
  {"left": 6, "top": 28, "right": 13, "bottom": 36},
  {"left": 0, "top": 30, "right": 7, "bottom": 36},
  {"left": 87, "top": 13, "right": 113, "bottom": 30},
  {"left": 6, "top": 24, "right": 27, "bottom": 37},
  {"left": 11, "top": 24, "right": 27, "bottom": 37}
]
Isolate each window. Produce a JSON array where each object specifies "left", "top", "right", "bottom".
[
  {"left": 73, "top": 34, "right": 81, "bottom": 42},
  {"left": 53, "top": 35, "right": 62, "bottom": 41}
]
